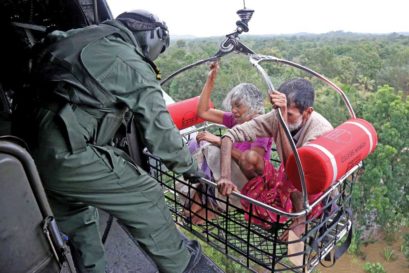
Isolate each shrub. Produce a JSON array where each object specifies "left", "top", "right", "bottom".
[
  {"left": 382, "top": 247, "right": 395, "bottom": 262},
  {"left": 363, "top": 262, "right": 386, "bottom": 273}
]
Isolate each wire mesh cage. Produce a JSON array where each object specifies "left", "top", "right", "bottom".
[{"left": 146, "top": 124, "right": 359, "bottom": 273}]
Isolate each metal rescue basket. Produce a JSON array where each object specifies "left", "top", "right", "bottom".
[{"left": 146, "top": 7, "right": 363, "bottom": 273}]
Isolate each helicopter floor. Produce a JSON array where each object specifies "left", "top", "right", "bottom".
[{"left": 98, "top": 210, "right": 224, "bottom": 273}]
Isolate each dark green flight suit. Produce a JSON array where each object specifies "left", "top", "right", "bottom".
[{"left": 29, "top": 20, "right": 197, "bottom": 273}]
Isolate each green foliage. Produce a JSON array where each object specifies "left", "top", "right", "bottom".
[
  {"left": 354, "top": 86, "right": 409, "bottom": 236},
  {"left": 382, "top": 247, "right": 396, "bottom": 262},
  {"left": 363, "top": 262, "right": 386, "bottom": 273},
  {"left": 158, "top": 34, "right": 409, "bottom": 109},
  {"left": 348, "top": 228, "right": 364, "bottom": 256}
]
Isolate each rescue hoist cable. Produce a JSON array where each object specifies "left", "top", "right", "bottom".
[{"left": 161, "top": 5, "right": 255, "bottom": 85}]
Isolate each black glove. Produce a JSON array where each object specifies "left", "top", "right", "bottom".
[{"left": 183, "top": 169, "right": 205, "bottom": 184}]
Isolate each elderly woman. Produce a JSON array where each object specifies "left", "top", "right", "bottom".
[{"left": 185, "top": 61, "right": 273, "bottom": 224}]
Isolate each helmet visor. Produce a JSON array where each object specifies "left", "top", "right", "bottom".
[{"left": 157, "top": 27, "right": 169, "bottom": 53}]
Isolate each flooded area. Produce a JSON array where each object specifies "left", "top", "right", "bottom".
[
  {"left": 320, "top": 233, "right": 409, "bottom": 273},
  {"left": 183, "top": 225, "right": 409, "bottom": 273}
]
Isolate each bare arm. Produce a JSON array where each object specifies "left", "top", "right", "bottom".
[
  {"left": 218, "top": 136, "right": 238, "bottom": 195},
  {"left": 196, "top": 131, "right": 265, "bottom": 162},
  {"left": 196, "top": 131, "right": 221, "bottom": 146},
  {"left": 224, "top": 111, "right": 278, "bottom": 143},
  {"left": 231, "top": 146, "right": 264, "bottom": 162},
  {"left": 277, "top": 123, "right": 293, "bottom": 165},
  {"left": 197, "top": 61, "right": 225, "bottom": 124},
  {"left": 270, "top": 90, "right": 293, "bottom": 164}
]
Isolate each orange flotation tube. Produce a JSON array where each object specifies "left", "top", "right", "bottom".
[
  {"left": 167, "top": 96, "right": 214, "bottom": 130},
  {"left": 286, "top": 118, "right": 377, "bottom": 194}
]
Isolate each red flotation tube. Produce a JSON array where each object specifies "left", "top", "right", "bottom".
[
  {"left": 167, "top": 96, "right": 214, "bottom": 130},
  {"left": 286, "top": 118, "right": 377, "bottom": 194}
]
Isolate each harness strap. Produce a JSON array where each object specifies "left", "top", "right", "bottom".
[
  {"left": 36, "top": 25, "right": 121, "bottom": 107},
  {"left": 330, "top": 208, "right": 353, "bottom": 263},
  {"left": 310, "top": 207, "right": 353, "bottom": 268}
]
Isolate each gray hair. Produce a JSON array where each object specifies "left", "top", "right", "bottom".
[{"left": 222, "top": 83, "right": 264, "bottom": 115}]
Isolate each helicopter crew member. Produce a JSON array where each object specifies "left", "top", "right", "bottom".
[{"left": 27, "top": 10, "right": 202, "bottom": 273}]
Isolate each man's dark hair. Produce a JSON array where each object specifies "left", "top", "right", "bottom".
[{"left": 278, "top": 78, "right": 315, "bottom": 113}]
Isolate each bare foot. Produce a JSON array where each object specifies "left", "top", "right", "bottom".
[
  {"left": 191, "top": 207, "right": 218, "bottom": 225},
  {"left": 279, "top": 216, "right": 306, "bottom": 242},
  {"left": 190, "top": 191, "right": 204, "bottom": 213},
  {"left": 291, "top": 216, "right": 306, "bottom": 237},
  {"left": 183, "top": 191, "right": 204, "bottom": 218},
  {"left": 279, "top": 192, "right": 306, "bottom": 241},
  {"left": 183, "top": 191, "right": 219, "bottom": 225}
]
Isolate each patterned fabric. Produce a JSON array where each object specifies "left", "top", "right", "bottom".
[
  {"left": 240, "top": 161, "right": 294, "bottom": 228},
  {"left": 240, "top": 161, "right": 323, "bottom": 229}
]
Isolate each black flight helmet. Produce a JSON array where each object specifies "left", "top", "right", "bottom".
[{"left": 117, "top": 9, "right": 169, "bottom": 61}]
